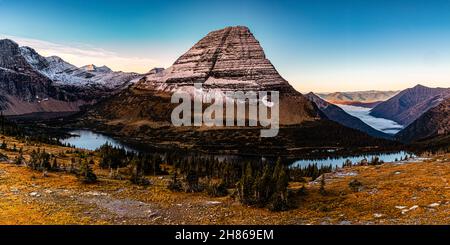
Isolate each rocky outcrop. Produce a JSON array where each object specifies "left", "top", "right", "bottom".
[
  {"left": 306, "top": 93, "right": 391, "bottom": 139},
  {"left": 370, "top": 85, "right": 450, "bottom": 126},
  {"left": 396, "top": 97, "right": 450, "bottom": 143}
]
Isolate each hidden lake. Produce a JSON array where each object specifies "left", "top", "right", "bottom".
[{"left": 60, "top": 130, "right": 416, "bottom": 168}]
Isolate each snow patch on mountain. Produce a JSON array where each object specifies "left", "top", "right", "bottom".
[{"left": 19, "top": 45, "right": 142, "bottom": 89}]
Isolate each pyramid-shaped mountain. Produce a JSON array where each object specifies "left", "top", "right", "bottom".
[
  {"left": 93, "top": 26, "right": 322, "bottom": 125},
  {"left": 137, "top": 26, "right": 296, "bottom": 93},
  {"left": 83, "top": 26, "right": 395, "bottom": 154}
]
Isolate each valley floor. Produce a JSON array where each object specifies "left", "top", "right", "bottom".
[{"left": 0, "top": 134, "right": 449, "bottom": 225}]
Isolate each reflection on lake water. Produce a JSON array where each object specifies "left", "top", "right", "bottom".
[
  {"left": 60, "top": 130, "right": 136, "bottom": 152},
  {"left": 61, "top": 130, "right": 415, "bottom": 168},
  {"left": 291, "top": 151, "right": 414, "bottom": 168}
]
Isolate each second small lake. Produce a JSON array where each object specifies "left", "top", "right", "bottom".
[
  {"left": 61, "top": 130, "right": 415, "bottom": 168},
  {"left": 290, "top": 151, "right": 414, "bottom": 169}
]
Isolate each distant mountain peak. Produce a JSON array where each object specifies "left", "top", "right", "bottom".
[
  {"left": 0, "top": 38, "right": 18, "bottom": 47},
  {"left": 370, "top": 85, "right": 450, "bottom": 126},
  {"left": 147, "top": 67, "right": 164, "bottom": 75},
  {"left": 412, "top": 84, "right": 427, "bottom": 89},
  {"left": 81, "top": 64, "right": 112, "bottom": 73}
]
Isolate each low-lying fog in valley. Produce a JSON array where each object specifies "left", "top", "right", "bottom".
[{"left": 337, "top": 104, "right": 404, "bottom": 134}]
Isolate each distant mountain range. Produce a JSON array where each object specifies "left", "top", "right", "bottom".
[
  {"left": 318, "top": 90, "right": 399, "bottom": 108},
  {"left": 0, "top": 39, "right": 142, "bottom": 115},
  {"left": 306, "top": 93, "right": 391, "bottom": 139},
  {"left": 370, "top": 84, "right": 450, "bottom": 126},
  {"left": 20, "top": 45, "right": 140, "bottom": 90}
]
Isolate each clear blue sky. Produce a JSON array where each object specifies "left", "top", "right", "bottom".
[{"left": 1, "top": 0, "right": 450, "bottom": 92}]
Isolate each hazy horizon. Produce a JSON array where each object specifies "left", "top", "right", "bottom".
[{"left": 1, "top": 0, "right": 450, "bottom": 92}]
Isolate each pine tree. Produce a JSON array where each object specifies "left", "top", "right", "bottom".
[
  {"left": 319, "top": 174, "right": 326, "bottom": 195},
  {"left": 52, "top": 158, "right": 59, "bottom": 170},
  {"left": 14, "top": 152, "right": 24, "bottom": 165},
  {"left": 269, "top": 159, "right": 289, "bottom": 211},
  {"left": 0, "top": 111, "right": 4, "bottom": 134},
  {"left": 41, "top": 149, "right": 51, "bottom": 170},
  {"left": 238, "top": 162, "right": 254, "bottom": 205},
  {"left": 79, "top": 159, "right": 97, "bottom": 183},
  {"left": 129, "top": 156, "right": 150, "bottom": 186},
  {"left": 88, "top": 159, "right": 95, "bottom": 165},
  {"left": 168, "top": 171, "right": 182, "bottom": 191},
  {"left": 129, "top": 156, "right": 140, "bottom": 184},
  {"left": 69, "top": 157, "right": 76, "bottom": 173}
]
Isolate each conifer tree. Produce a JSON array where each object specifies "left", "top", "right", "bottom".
[
  {"left": 269, "top": 159, "right": 290, "bottom": 211},
  {"left": 238, "top": 162, "right": 254, "bottom": 205},
  {"left": 52, "top": 158, "right": 59, "bottom": 170},
  {"left": 319, "top": 174, "right": 326, "bottom": 195},
  {"left": 15, "top": 152, "right": 24, "bottom": 165},
  {"left": 79, "top": 159, "right": 97, "bottom": 183}
]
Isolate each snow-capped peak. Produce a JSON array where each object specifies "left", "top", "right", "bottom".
[{"left": 18, "top": 45, "right": 142, "bottom": 89}]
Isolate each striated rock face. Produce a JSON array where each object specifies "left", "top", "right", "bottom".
[
  {"left": 137, "top": 26, "right": 296, "bottom": 93},
  {"left": 396, "top": 97, "right": 450, "bottom": 143},
  {"left": 112, "top": 26, "right": 321, "bottom": 125},
  {"left": 370, "top": 84, "right": 450, "bottom": 126}
]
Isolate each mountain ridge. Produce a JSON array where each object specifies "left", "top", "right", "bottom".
[
  {"left": 0, "top": 38, "right": 143, "bottom": 115},
  {"left": 396, "top": 97, "right": 449, "bottom": 143},
  {"left": 370, "top": 84, "right": 450, "bottom": 126}
]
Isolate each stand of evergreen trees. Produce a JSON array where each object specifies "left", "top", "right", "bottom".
[
  {"left": 96, "top": 143, "right": 165, "bottom": 185},
  {"left": 0, "top": 112, "right": 64, "bottom": 146},
  {"left": 237, "top": 159, "right": 290, "bottom": 211},
  {"left": 289, "top": 163, "right": 334, "bottom": 181}
]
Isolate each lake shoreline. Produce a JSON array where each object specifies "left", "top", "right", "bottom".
[{"left": 62, "top": 129, "right": 416, "bottom": 168}]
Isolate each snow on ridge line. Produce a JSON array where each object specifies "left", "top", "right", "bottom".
[{"left": 18, "top": 45, "right": 142, "bottom": 89}]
